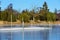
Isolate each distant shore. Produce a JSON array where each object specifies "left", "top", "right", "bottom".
[{"left": 0, "top": 20, "right": 60, "bottom": 26}]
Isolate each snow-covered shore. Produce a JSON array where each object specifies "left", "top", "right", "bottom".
[{"left": 0, "top": 27, "right": 52, "bottom": 32}]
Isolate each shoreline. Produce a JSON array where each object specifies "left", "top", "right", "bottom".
[
  {"left": 0, "top": 21, "right": 60, "bottom": 26},
  {"left": 0, "top": 27, "right": 51, "bottom": 32}
]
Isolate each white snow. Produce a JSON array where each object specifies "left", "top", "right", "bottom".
[{"left": 0, "top": 27, "right": 52, "bottom": 32}]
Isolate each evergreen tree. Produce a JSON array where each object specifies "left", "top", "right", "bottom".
[
  {"left": 7, "top": 3, "right": 17, "bottom": 22},
  {"left": 54, "top": 8, "right": 57, "bottom": 14},
  {"left": 54, "top": 8, "right": 57, "bottom": 21},
  {"left": 43, "top": 2, "right": 48, "bottom": 11},
  {"left": 0, "top": 1, "right": 2, "bottom": 20},
  {"left": 39, "top": 2, "right": 49, "bottom": 21}
]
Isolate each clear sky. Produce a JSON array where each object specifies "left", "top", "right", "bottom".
[{"left": 0, "top": 0, "right": 60, "bottom": 12}]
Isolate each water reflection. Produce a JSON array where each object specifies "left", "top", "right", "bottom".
[
  {"left": 0, "top": 24, "right": 52, "bottom": 28},
  {"left": 24, "top": 30, "right": 49, "bottom": 40},
  {"left": 49, "top": 26, "right": 60, "bottom": 40},
  {"left": 0, "top": 26, "right": 60, "bottom": 40},
  {"left": 0, "top": 29, "right": 49, "bottom": 40},
  {"left": 0, "top": 32, "right": 11, "bottom": 40},
  {"left": 0, "top": 31, "right": 23, "bottom": 40}
]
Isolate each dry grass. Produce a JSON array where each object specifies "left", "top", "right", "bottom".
[{"left": 0, "top": 20, "right": 60, "bottom": 25}]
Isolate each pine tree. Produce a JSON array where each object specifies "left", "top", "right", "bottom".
[
  {"left": 54, "top": 8, "right": 57, "bottom": 14},
  {"left": 43, "top": 2, "right": 48, "bottom": 11},
  {"left": 0, "top": 1, "right": 1, "bottom": 20},
  {"left": 39, "top": 2, "right": 49, "bottom": 21},
  {"left": 7, "top": 3, "right": 17, "bottom": 22}
]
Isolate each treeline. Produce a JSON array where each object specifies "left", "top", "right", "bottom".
[{"left": 0, "top": 2, "right": 57, "bottom": 22}]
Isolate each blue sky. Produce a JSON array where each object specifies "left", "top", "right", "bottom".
[{"left": 0, "top": 0, "right": 60, "bottom": 12}]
